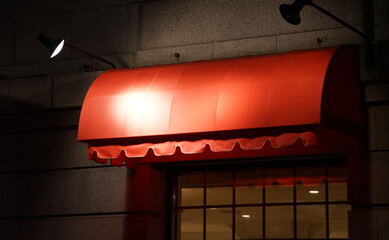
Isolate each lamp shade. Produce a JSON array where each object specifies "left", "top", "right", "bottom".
[
  {"left": 279, "top": 0, "right": 310, "bottom": 25},
  {"left": 38, "top": 33, "right": 65, "bottom": 58}
]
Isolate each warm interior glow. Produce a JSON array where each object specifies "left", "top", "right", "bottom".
[
  {"left": 50, "top": 40, "right": 64, "bottom": 58},
  {"left": 176, "top": 167, "right": 348, "bottom": 240}
]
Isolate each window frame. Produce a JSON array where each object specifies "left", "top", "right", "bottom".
[{"left": 169, "top": 158, "right": 349, "bottom": 240}]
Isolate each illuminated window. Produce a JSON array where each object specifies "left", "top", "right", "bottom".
[{"left": 172, "top": 166, "right": 349, "bottom": 240}]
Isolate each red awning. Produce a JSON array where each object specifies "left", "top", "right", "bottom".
[{"left": 78, "top": 46, "right": 362, "bottom": 167}]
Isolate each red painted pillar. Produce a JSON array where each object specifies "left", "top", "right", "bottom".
[{"left": 124, "top": 164, "right": 167, "bottom": 240}]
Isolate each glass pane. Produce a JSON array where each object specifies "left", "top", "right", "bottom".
[
  {"left": 265, "top": 169, "right": 294, "bottom": 203},
  {"left": 328, "top": 167, "right": 347, "bottom": 201},
  {"left": 296, "top": 168, "right": 326, "bottom": 202},
  {"left": 297, "top": 205, "right": 326, "bottom": 239},
  {"left": 235, "top": 207, "right": 263, "bottom": 239},
  {"left": 329, "top": 204, "right": 350, "bottom": 239},
  {"left": 179, "top": 173, "right": 204, "bottom": 207},
  {"left": 236, "top": 169, "right": 263, "bottom": 204},
  {"left": 206, "top": 208, "right": 232, "bottom": 240},
  {"left": 178, "top": 209, "right": 203, "bottom": 240},
  {"left": 206, "top": 172, "right": 233, "bottom": 205},
  {"left": 265, "top": 206, "right": 294, "bottom": 239}
]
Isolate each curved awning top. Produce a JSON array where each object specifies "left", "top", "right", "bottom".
[
  {"left": 79, "top": 47, "right": 354, "bottom": 141},
  {"left": 78, "top": 46, "right": 362, "bottom": 163}
]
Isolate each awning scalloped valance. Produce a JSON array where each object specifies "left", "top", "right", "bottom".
[{"left": 89, "top": 131, "right": 319, "bottom": 159}]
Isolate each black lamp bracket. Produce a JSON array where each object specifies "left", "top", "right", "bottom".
[
  {"left": 306, "top": 0, "right": 369, "bottom": 43},
  {"left": 39, "top": 33, "right": 117, "bottom": 69},
  {"left": 65, "top": 43, "right": 117, "bottom": 69}
]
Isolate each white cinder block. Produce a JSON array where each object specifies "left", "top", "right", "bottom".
[
  {"left": 21, "top": 219, "right": 56, "bottom": 240},
  {"left": 213, "top": 36, "right": 276, "bottom": 59},
  {"left": 360, "top": 43, "right": 389, "bottom": 82},
  {"left": 375, "top": 23, "right": 389, "bottom": 42},
  {"left": 277, "top": 31, "right": 319, "bottom": 53},
  {"left": 139, "top": 0, "right": 281, "bottom": 49},
  {"left": 0, "top": 0, "right": 43, "bottom": 18},
  {"left": 26, "top": 170, "right": 84, "bottom": 216},
  {"left": 378, "top": 209, "right": 389, "bottom": 240},
  {"left": 374, "top": 0, "right": 389, "bottom": 25},
  {"left": 365, "top": 83, "right": 389, "bottom": 103},
  {"left": 375, "top": 105, "right": 389, "bottom": 150},
  {"left": 80, "top": 216, "right": 125, "bottom": 240},
  {"left": 56, "top": 129, "right": 104, "bottom": 169},
  {"left": 0, "top": 19, "right": 15, "bottom": 66},
  {"left": 369, "top": 151, "right": 389, "bottom": 204},
  {"left": 0, "top": 76, "right": 52, "bottom": 114},
  {"left": 128, "top": 3, "right": 140, "bottom": 53},
  {"left": 72, "top": 7, "right": 128, "bottom": 56},
  {"left": 83, "top": 167, "right": 131, "bottom": 213},
  {"left": 368, "top": 106, "right": 377, "bottom": 151},
  {"left": 0, "top": 173, "right": 28, "bottom": 217},
  {"left": 52, "top": 71, "right": 103, "bottom": 108},
  {"left": 44, "top": 0, "right": 94, "bottom": 13},
  {"left": 0, "top": 220, "right": 24, "bottom": 240},
  {"left": 0, "top": 106, "right": 80, "bottom": 134},
  {"left": 0, "top": 64, "right": 40, "bottom": 78},
  {"left": 135, "top": 43, "right": 213, "bottom": 67},
  {"left": 277, "top": 27, "right": 363, "bottom": 53},
  {"left": 0, "top": 133, "right": 44, "bottom": 172},
  {"left": 0, "top": 134, "right": 20, "bottom": 171},
  {"left": 39, "top": 57, "right": 95, "bottom": 76},
  {"left": 348, "top": 209, "right": 378, "bottom": 240},
  {"left": 23, "top": 130, "right": 73, "bottom": 170},
  {"left": 140, "top": 0, "right": 218, "bottom": 49},
  {"left": 207, "top": 0, "right": 279, "bottom": 44},
  {"left": 95, "top": 0, "right": 119, "bottom": 8},
  {"left": 119, "top": 0, "right": 137, "bottom": 4},
  {"left": 139, "top": 0, "right": 364, "bottom": 50},
  {"left": 56, "top": 216, "right": 125, "bottom": 240},
  {"left": 0, "top": 113, "right": 83, "bottom": 165}
]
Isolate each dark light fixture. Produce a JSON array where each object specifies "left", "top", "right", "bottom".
[
  {"left": 279, "top": 0, "right": 374, "bottom": 68},
  {"left": 279, "top": 0, "right": 369, "bottom": 43},
  {"left": 279, "top": 0, "right": 307, "bottom": 25},
  {"left": 38, "top": 33, "right": 116, "bottom": 69}
]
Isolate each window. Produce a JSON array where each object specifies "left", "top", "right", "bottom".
[{"left": 172, "top": 166, "right": 349, "bottom": 240}]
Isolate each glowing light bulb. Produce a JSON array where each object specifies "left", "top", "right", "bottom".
[
  {"left": 50, "top": 40, "right": 65, "bottom": 58},
  {"left": 309, "top": 190, "right": 319, "bottom": 194}
]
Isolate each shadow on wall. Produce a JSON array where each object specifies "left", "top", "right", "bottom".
[
  {"left": 0, "top": 93, "right": 134, "bottom": 239},
  {"left": 0, "top": 96, "right": 47, "bottom": 114},
  {"left": 0, "top": 94, "right": 88, "bottom": 171}
]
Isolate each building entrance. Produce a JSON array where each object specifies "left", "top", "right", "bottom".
[{"left": 172, "top": 163, "right": 349, "bottom": 240}]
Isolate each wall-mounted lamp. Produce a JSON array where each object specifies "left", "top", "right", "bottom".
[
  {"left": 279, "top": 0, "right": 369, "bottom": 43},
  {"left": 279, "top": 0, "right": 373, "bottom": 68},
  {"left": 38, "top": 33, "right": 116, "bottom": 69}
]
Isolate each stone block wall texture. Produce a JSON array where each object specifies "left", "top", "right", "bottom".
[{"left": 0, "top": 0, "right": 388, "bottom": 239}]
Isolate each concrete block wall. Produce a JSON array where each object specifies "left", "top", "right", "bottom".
[
  {"left": 356, "top": 41, "right": 389, "bottom": 239},
  {"left": 0, "top": 72, "right": 132, "bottom": 240},
  {"left": 0, "top": 0, "right": 369, "bottom": 76},
  {"left": 0, "top": 0, "right": 388, "bottom": 239}
]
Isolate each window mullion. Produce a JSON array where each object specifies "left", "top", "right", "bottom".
[
  {"left": 263, "top": 168, "right": 266, "bottom": 240},
  {"left": 325, "top": 168, "right": 330, "bottom": 240},
  {"left": 232, "top": 170, "right": 236, "bottom": 240},
  {"left": 203, "top": 173, "right": 207, "bottom": 240},
  {"left": 293, "top": 168, "right": 297, "bottom": 240}
]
